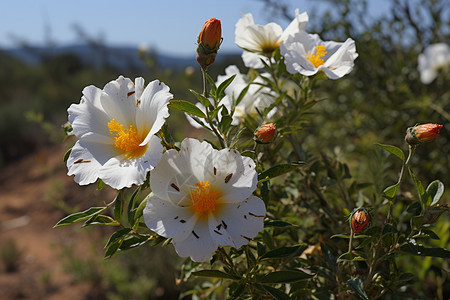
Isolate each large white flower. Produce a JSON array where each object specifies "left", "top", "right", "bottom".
[
  {"left": 418, "top": 43, "right": 450, "bottom": 84},
  {"left": 143, "top": 138, "right": 266, "bottom": 262},
  {"left": 280, "top": 31, "right": 358, "bottom": 79},
  {"left": 67, "top": 76, "right": 172, "bottom": 189},
  {"left": 235, "top": 9, "right": 308, "bottom": 68},
  {"left": 186, "top": 65, "right": 276, "bottom": 128}
]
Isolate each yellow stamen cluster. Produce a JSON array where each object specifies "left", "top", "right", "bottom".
[
  {"left": 108, "top": 119, "right": 147, "bottom": 158},
  {"left": 190, "top": 181, "right": 221, "bottom": 217},
  {"left": 307, "top": 45, "right": 327, "bottom": 68}
]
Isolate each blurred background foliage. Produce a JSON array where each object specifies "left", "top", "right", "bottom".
[{"left": 0, "top": 0, "right": 448, "bottom": 299}]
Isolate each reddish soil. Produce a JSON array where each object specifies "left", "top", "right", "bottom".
[{"left": 0, "top": 144, "right": 115, "bottom": 300}]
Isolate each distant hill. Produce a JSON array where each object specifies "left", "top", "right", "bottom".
[{"left": 1, "top": 44, "right": 240, "bottom": 71}]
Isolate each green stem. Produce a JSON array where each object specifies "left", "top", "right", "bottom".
[
  {"left": 348, "top": 231, "right": 354, "bottom": 253},
  {"left": 201, "top": 67, "right": 226, "bottom": 149}
]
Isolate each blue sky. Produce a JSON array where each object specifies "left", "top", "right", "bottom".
[{"left": 0, "top": 0, "right": 391, "bottom": 56}]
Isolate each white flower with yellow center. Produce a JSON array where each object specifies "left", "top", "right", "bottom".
[
  {"left": 280, "top": 31, "right": 358, "bottom": 79},
  {"left": 418, "top": 43, "right": 450, "bottom": 84},
  {"left": 67, "top": 76, "right": 172, "bottom": 190},
  {"left": 143, "top": 138, "right": 266, "bottom": 262},
  {"left": 235, "top": 9, "right": 308, "bottom": 68}
]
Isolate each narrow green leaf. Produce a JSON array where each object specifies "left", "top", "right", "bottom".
[
  {"left": 331, "top": 234, "right": 370, "bottom": 239},
  {"left": 105, "top": 228, "right": 132, "bottom": 249},
  {"left": 259, "top": 270, "right": 313, "bottom": 283},
  {"left": 337, "top": 252, "right": 356, "bottom": 262},
  {"left": 264, "top": 220, "right": 293, "bottom": 228},
  {"left": 119, "top": 235, "right": 150, "bottom": 250},
  {"left": 127, "top": 187, "right": 141, "bottom": 226},
  {"left": 82, "top": 215, "right": 120, "bottom": 227},
  {"left": 168, "top": 100, "right": 206, "bottom": 118},
  {"left": 260, "top": 244, "right": 307, "bottom": 260},
  {"left": 192, "top": 270, "right": 240, "bottom": 280},
  {"left": 234, "top": 83, "right": 250, "bottom": 107},
  {"left": 114, "top": 190, "right": 124, "bottom": 223},
  {"left": 104, "top": 240, "right": 121, "bottom": 259},
  {"left": 97, "top": 179, "right": 105, "bottom": 191},
  {"left": 63, "top": 148, "right": 71, "bottom": 163},
  {"left": 382, "top": 223, "right": 398, "bottom": 235},
  {"left": 261, "top": 285, "right": 290, "bottom": 300},
  {"left": 383, "top": 183, "right": 400, "bottom": 200},
  {"left": 216, "top": 74, "right": 236, "bottom": 99},
  {"left": 258, "top": 162, "right": 306, "bottom": 181},
  {"left": 54, "top": 207, "right": 107, "bottom": 227},
  {"left": 401, "top": 244, "right": 450, "bottom": 258},
  {"left": 205, "top": 73, "right": 217, "bottom": 96},
  {"left": 375, "top": 143, "right": 405, "bottom": 160},
  {"left": 408, "top": 167, "right": 426, "bottom": 205},
  {"left": 189, "top": 89, "right": 211, "bottom": 108},
  {"left": 347, "top": 278, "right": 368, "bottom": 300},
  {"left": 426, "top": 180, "right": 444, "bottom": 206}
]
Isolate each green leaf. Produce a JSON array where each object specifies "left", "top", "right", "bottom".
[
  {"left": 234, "top": 83, "right": 250, "bottom": 107},
  {"left": 105, "top": 228, "right": 132, "bottom": 249},
  {"left": 189, "top": 89, "right": 211, "bottom": 108},
  {"left": 401, "top": 244, "right": 450, "bottom": 258},
  {"left": 104, "top": 240, "right": 121, "bottom": 259},
  {"left": 192, "top": 270, "right": 240, "bottom": 280},
  {"left": 216, "top": 74, "right": 236, "bottom": 99},
  {"left": 347, "top": 278, "right": 368, "bottom": 300},
  {"left": 408, "top": 167, "right": 426, "bottom": 205},
  {"left": 261, "top": 285, "right": 290, "bottom": 300},
  {"left": 260, "top": 244, "right": 308, "bottom": 260},
  {"left": 264, "top": 220, "right": 294, "bottom": 228},
  {"left": 114, "top": 190, "right": 124, "bottom": 223},
  {"left": 259, "top": 270, "right": 314, "bottom": 283},
  {"left": 82, "top": 215, "right": 120, "bottom": 227},
  {"left": 97, "top": 179, "right": 105, "bottom": 191},
  {"left": 63, "top": 148, "right": 71, "bottom": 163},
  {"left": 382, "top": 223, "right": 398, "bottom": 235},
  {"left": 426, "top": 180, "right": 444, "bottom": 206},
  {"left": 168, "top": 100, "right": 206, "bottom": 118},
  {"left": 375, "top": 143, "right": 405, "bottom": 160},
  {"left": 54, "top": 206, "right": 107, "bottom": 227},
  {"left": 127, "top": 187, "right": 141, "bottom": 227},
  {"left": 119, "top": 235, "right": 150, "bottom": 250},
  {"left": 331, "top": 234, "right": 370, "bottom": 239},
  {"left": 258, "top": 162, "right": 306, "bottom": 181},
  {"left": 383, "top": 183, "right": 400, "bottom": 200}
]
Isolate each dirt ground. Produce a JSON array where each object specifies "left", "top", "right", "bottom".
[{"left": 0, "top": 144, "right": 116, "bottom": 300}]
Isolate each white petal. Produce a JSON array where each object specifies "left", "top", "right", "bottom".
[
  {"left": 143, "top": 195, "right": 197, "bottom": 241},
  {"left": 100, "top": 76, "right": 137, "bottom": 126},
  {"left": 215, "top": 196, "right": 266, "bottom": 249},
  {"left": 136, "top": 80, "right": 172, "bottom": 145},
  {"left": 205, "top": 148, "right": 257, "bottom": 203},
  {"left": 172, "top": 220, "right": 218, "bottom": 262},
  {"left": 242, "top": 51, "right": 266, "bottom": 69},
  {"left": 68, "top": 85, "right": 112, "bottom": 140},
  {"left": 67, "top": 141, "right": 104, "bottom": 185},
  {"left": 280, "top": 10, "right": 308, "bottom": 41},
  {"left": 98, "top": 135, "right": 163, "bottom": 189}
]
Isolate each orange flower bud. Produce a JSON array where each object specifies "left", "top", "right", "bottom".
[
  {"left": 351, "top": 208, "right": 370, "bottom": 234},
  {"left": 255, "top": 123, "right": 277, "bottom": 144},
  {"left": 198, "top": 18, "right": 222, "bottom": 50},
  {"left": 196, "top": 18, "right": 222, "bottom": 69},
  {"left": 405, "top": 123, "right": 443, "bottom": 145}
]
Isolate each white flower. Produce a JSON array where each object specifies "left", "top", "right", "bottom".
[
  {"left": 67, "top": 76, "right": 172, "bottom": 190},
  {"left": 418, "top": 43, "right": 450, "bottom": 84},
  {"left": 235, "top": 9, "right": 308, "bottom": 68},
  {"left": 280, "top": 31, "right": 358, "bottom": 79},
  {"left": 186, "top": 65, "right": 276, "bottom": 128},
  {"left": 143, "top": 138, "right": 266, "bottom": 262}
]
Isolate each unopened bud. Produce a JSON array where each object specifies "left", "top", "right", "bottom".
[
  {"left": 196, "top": 18, "right": 222, "bottom": 69},
  {"left": 255, "top": 123, "right": 277, "bottom": 144},
  {"left": 405, "top": 123, "right": 443, "bottom": 145},
  {"left": 351, "top": 208, "right": 370, "bottom": 234}
]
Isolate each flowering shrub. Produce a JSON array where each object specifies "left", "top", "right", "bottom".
[{"left": 57, "top": 8, "right": 449, "bottom": 300}]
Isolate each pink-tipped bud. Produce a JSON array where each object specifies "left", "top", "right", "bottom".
[
  {"left": 405, "top": 123, "right": 443, "bottom": 145},
  {"left": 196, "top": 18, "right": 222, "bottom": 69},
  {"left": 351, "top": 208, "right": 370, "bottom": 234},
  {"left": 255, "top": 123, "right": 277, "bottom": 144}
]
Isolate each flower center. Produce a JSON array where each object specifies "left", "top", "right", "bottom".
[
  {"left": 306, "top": 45, "right": 327, "bottom": 68},
  {"left": 108, "top": 119, "right": 147, "bottom": 158},
  {"left": 190, "top": 181, "right": 221, "bottom": 217},
  {"left": 260, "top": 41, "right": 281, "bottom": 55}
]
